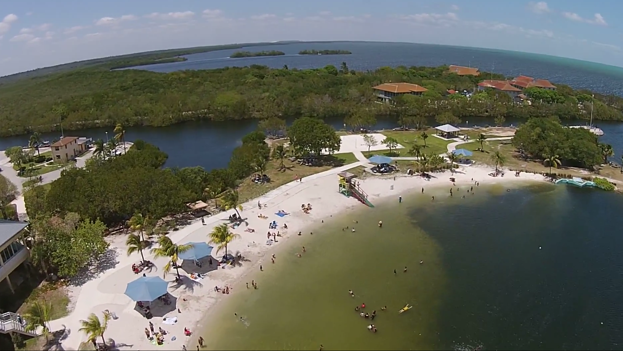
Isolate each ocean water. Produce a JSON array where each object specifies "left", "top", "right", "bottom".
[
  {"left": 204, "top": 183, "right": 623, "bottom": 350},
  {"left": 130, "top": 41, "right": 623, "bottom": 97}
]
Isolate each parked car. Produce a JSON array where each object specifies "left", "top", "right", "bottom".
[{"left": 371, "top": 163, "right": 396, "bottom": 174}]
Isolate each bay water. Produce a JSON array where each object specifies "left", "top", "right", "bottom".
[{"left": 204, "top": 183, "right": 623, "bottom": 350}]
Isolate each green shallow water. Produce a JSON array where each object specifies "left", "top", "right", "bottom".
[{"left": 204, "top": 183, "right": 623, "bottom": 350}]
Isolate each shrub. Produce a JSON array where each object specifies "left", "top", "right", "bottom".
[{"left": 593, "top": 177, "right": 615, "bottom": 191}]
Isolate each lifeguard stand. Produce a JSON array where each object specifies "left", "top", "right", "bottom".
[{"left": 338, "top": 171, "right": 374, "bottom": 207}]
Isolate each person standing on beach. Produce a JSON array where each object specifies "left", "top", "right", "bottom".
[
  {"left": 198, "top": 336, "right": 204, "bottom": 347},
  {"left": 422, "top": 187, "right": 424, "bottom": 193},
  {"left": 149, "top": 321, "right": 154, "bottom": 333},
  {"left": 399, "top": 196, "right": 402, "bottom": 203},
  {"left": 260, "top": 265, "right": 263, "bottom": 271}
]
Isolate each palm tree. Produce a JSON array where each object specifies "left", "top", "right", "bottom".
[
  {"left": 477, "top": 133, "right": 487, "bottom": 151},
  {"left": 126, "top": 233, "right": 147, "bottom": 263},
  {"left": 107, "top": 138, "right": 118, "bottom": 157},
  {"left": 150, "top": 236, "right": 191, "bottom": 278},
  {"left": 114, "top": 123, "right": 126, "bottom": 154},
  {"left": 222, "top": 189, "right": 243, "bottom": 218},
  {"left": 209, "top": 223, "right": 241, "bottom": 257},
  {"left": 490, "top": 150, "right": 506, "bottom": 173},
  {"left": 447, "top": 152, "right": 459, "bottom": 173},
  {"left": 420, "top": 131, "right": 428, "bottom": 148},
  {"left": 273, "top": 145, "right": 286, "bottom": 171},
  {"left": 129, "top": 213, "right": 150, "bottom": 241},
  {"left": 23, "top": 300, "right": 52, "bottom": 341},
  {"left": 93, "top": 139, "right": 106, "bottom": 157},
  {"left": 254, "top": 156, "right": 267, "bottom": 174},
  {"left": 408, "top": 144, "right": 422, "bottom": 159},
  {"left": 29, "top": 132, "right": 42, "bottom": 156},
  {"left": 79, "top": 312, "right": 110, "bottom": 348},
  {"left": 543, "top": 153, "right": 562, "bottom": 175},
  {"left": 599, "top": 143, "right": 614, "bottom": 164}
]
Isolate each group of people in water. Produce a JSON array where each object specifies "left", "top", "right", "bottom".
[{"left": 352, "top": 301, "right": 383, "bottom": 333}]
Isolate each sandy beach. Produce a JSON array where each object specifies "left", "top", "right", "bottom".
[{"left": 47, "top": 162, "right": 546, "bottom": 350}]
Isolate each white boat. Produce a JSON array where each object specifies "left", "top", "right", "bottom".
[{"left": 569, "top": 95, "right": 604, "bottom": 136}]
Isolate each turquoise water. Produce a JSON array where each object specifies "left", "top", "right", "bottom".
[{"left": 203, "top": 184, "right": 623, "bottom": 350}]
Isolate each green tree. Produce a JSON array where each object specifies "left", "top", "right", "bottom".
[
  {"left": 363, "top": 134, "right": 378, "bottom": 152},
  {"left": 435, "top": 112, "right": 461, "bottom": 125},
  {"left": 273, "top": 145, "right": 286, "bottom": 171},
  {"left": 543, "top": 152, "right": 562, "bottom": 175},
  {"left": 344, "top": 109, "right": 376, "bottom": 131},
  {"left": 420, "top": 131, "right": 428, "bottom": 147},
  {"left": 253, "top": 156, "right": 267, "bottom": 174},
  {"left": 23, "top": 300, "right": 52, "bottom": 341},
  {"left": 288, "top": 117, "right": 341, "bottom": 157},
  {"left": 382, "top": 137, "right": 399, "bottom": 154},
  {"left": 126, "top": 233, "right": 147, "bottom": 263},
  {"left": 447, "top": 152, "right": 458, "bottom": 173},
  {"left": 0, "top": 175, "right": 17, "bottom": 219},
  {"left": 150, "top": 235, "right": 191, "bottom": 278},
  {"left": 23, "top": 184, "right": 46, "bottom": 219},
  {"left": 93, "top": 139, "right": 106, "bottom": 158},
  {"left": 490, "top": 150, "right": 506, "bottom": 173},
  {"left": 340, "top": 62, "right": 349, "bottom": 74},
  {"left": 477, "top": 133, "right": 487, "bottom": 151},
  {"left": 208, "top": 223, "right": 241, "bottom": 257},
  {"left": 258, "top": 117, "right": 287, "bottom": 137},
  {"left": 408, "top": 144, "right": 422, "bottom": 159},
  {"left": 221, "top": 189, "right": 243, "bottom": 218},
  {"left": 29, "top": 132, "right": 42, "bottom": 156},
  {"left": 114, "top": 123, "right": 126, "bottom": 154},
  {"left": 79, "top": 312, "right": 110, "bottom": 348},
  {"left": 129, "top": 212, "right": 150, "bottom": 241},
  {"left": 494, "top": 116, "right": 506, "bottom": 126},
  {"left": 599, "top": 143, "right": 614, "bottom": 164}
]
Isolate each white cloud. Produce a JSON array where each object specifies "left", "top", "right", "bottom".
[
  {"left": 28, "top": 37, "right": 40, "bottom": 44},
  {"left": 19, "top": 28, "right": 32, "bottom": 34},
  {"left": 592, "top": 41, "right": 621, "bottom": 52},
  {"left": 450, "top": 5, "right": 460, "bottom": 11},
  {"left": 0, "top": 13, "right": 18, "bottom": 37},
  {"left": 563, "top": 12, "right": 607, "bottom": 26},
  {"left": 19, "top": 23, "right": 51, "bottom": 34},
  {"left": 95, "top": 15, "right": 137, "bottom": 26},
  {"left": 319, "top": 11, "right": 332, "bottom": 16},
  {"left": 10, "top": 33, "right": 34, "bottom": 42},
  {"left": 145, "top": 11, "right": 195, "bottom": 20},
  {"left": 202, "top": 9, "right": 223, "bottom": 18},
  {"left": 64, "top": 26, "right": 86, "bottom": 35},
  {"left": 283, "top": 17, "right": 296, "bottom": 22},
  {"left": 528, "top": 2, "right": 551, "bottom": 14},
  {"left": 398, "top": 12, "right": 459, "bottom": 27},
  {"left": 3, "top": 14, "right": 18, "bottom": 24},
  {"left": 251, "top": 14, "right": 277, "bottom": 20}
]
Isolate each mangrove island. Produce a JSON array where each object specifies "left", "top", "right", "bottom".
[
  {"left": 298, "top": 49, "right": 352, "bottom": 55},
  {"left": 230, "top": 50, "right": 286, "bottom": 58}
]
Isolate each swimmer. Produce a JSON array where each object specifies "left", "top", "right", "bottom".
[
  {"left": 297, "top": 253, "right": 301, "bottom": 258},
  {"left": 351, "top": 228, "right": 356, "bottom": 232},
  {"left": 302, "top": 246, "right": 306, "bottom": 253},
  {"left": 298, "top": 231, "right": 302, "bottom": 236},
  {"left": 420, "top": 260, "right": 424, "bottom": 265},
  {"left": 349, "top": 290, "right": 354, "bottom": 297},
  {"left": 378, "top": 221, "right": 383, "bottom": 228},
  {"left": 361, "top": 303, "right": 366, "bottom": 308},
  {"left": 403, "top": 266, "right": 407, "bottom": 273},
  {"left": 432, "top": 196, "right": 435, "bottom": 201},
  {"left": 355, "top": 306, "right": 360, "bottom": 311},
  {"left": 394, "top": 269, "right": 397, "bottom": 275},
  {"left": 381, "top": 306, "right": 387, "bottom": 311}
]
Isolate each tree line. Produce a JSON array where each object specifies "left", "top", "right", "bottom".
[
  {"left": 1, "top": 63, "right": 623, "bottom": 137},
  {"left": 230, "top": 50, "right": 285, "bottom": 58}
]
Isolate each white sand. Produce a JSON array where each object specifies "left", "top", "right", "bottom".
[
  {"left": 332, "top": 134, "right": 404, "bottom": 154},
  {"left": 48, "top": 163, "right": 546, "bottom": 350}
]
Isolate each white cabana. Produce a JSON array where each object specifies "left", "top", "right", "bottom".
[{"left": 435, "top": 124, "right": 460, "bottom": 138}]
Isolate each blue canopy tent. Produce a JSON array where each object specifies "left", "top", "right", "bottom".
[
  {"left": 178, "top": 242, "right": 214, "bottom": 261},
  {"left": 368, "top": 155, "right": 393, "bottom": 164},
  {"left": 452, "top": 149, "right": 473, "bottom": 157},
  {"left": 124, "top": 276, "right": 169, "bottom": 302}
]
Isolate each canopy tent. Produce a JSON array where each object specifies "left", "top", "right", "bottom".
[
  {"left": 452, "top": 149, "right": 473, "bottom": 157},
  {"left": 178, "top": 242, "right": 214, "bottom": 261},
  {"left": 368, "top": 155, "right": 393, "bottom": 164},
  {"left": 187, "top": 201, "right": 208, "bottom": 211},
  {"left": 124, "top": 276, "right": 169, "bottom": 302}
]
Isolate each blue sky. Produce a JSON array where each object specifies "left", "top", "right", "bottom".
[{"left": 0, "top": 0, "right": 622, "bottom": 76}]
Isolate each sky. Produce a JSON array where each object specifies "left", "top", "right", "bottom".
[{"left": 0, "top": 0, "right": 622, "bottom": 76}]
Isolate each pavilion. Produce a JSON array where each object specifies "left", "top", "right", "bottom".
[{"left": 435, "top": 124, "right": 460, "bottom": 139}]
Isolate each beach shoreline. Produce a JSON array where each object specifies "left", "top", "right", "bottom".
[{"left": 49, "top": 163, "right": 547, "bottom": 351}]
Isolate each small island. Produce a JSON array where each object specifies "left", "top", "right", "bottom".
[
  {"left": 299, "top": 49, "right": 352, "bottom": 55},
  {"left": 230, "top": 50, "right": 286, "bottom": 58}
]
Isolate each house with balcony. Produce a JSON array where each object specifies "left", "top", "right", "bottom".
[
  {"left": 509, "top": 75, "right": 556, "bottom": 91},
  {"left": 448, "top": 65, "right": 480, "bottom": 76},
  {"left": 0, "top": 220, "right": 29, "bottom": 295},
  {"left": 51, "top": 136, "right": 90, "bottom": 163},
  {"left": 373, "top": 83, "right": 428, "bottom": 103},
  {"left": 477, "top": 80, "right": 522, "bottom": 99}
]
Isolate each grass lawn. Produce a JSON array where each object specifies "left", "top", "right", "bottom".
[
  {"left": 17, "top": 282, "right": 71, "bottom": 320},
  {"left": 362, "top": 129, "right": 452, "bottom": 158},
  {"left": 19, "top": 163, "right": 64, "bottom": 178},
  {"left": 237, "top": 152, "right": 358, "bottom": 202}
]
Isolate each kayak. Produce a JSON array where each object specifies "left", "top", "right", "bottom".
[{"left": 399, "top": 305, "right": 412, "bottom": 313}]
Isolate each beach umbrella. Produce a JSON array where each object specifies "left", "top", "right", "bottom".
[
  {"left": 368, "top": 155, "right": 393, "bottom": 164},
  {"left": 124, "top": 276, "right": 169, "bottom": 302},
  {"left": 452, "top": 149, "right": 473, "bottom": 157},
  {"left": 178, "top": 242, "right": 214, "bottom": 261}
]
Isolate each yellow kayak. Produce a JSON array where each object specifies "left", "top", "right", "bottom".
[{"left": 399, "top": 305, "right": 412, "bottom": 313}]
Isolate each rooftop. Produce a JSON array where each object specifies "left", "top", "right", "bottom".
[
  {"left": 373, "top": 82, "right": 428, "bottom": 94},
  {"left": 510, "top": 76, "right": 556, "bottom": 89},
  {"left": 478, "top": 80, "right": 522, "bottom": 92},
  {"left": 448, "top": 65, "right": 480, "bottom": 76},
  {"left": 0, "top": 220, "right": 28, "bottom": 248},
  {"left": 435, "top": 124, "right": 460, "bottom": 133},
  {"left": 51, "top": 136, "right": 79, "bottom": 147}
]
